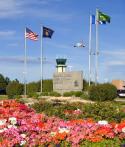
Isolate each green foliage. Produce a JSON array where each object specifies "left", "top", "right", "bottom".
[
  {"left": 0, "top": 95, "right": 8, "bottom": 100},
  {"left": 27, "top": 82, "right": 39, "bottom": 95},
  {"left": 38, "top": 80, "right": 53, "bottom": 92},
  {"left": 74, "top": 91, "right": 83, "bottom": 97},
  {"left": 0, "top": 74, "right": 7, "bottom": 89},
  {"left": 83, "top": 102, "right": 125, "bottom": 122},
  {"left": 43, "top": 80, "right": 53, "bottom": 92},
  {"left": 80, "top": 92, "right": 89, "bottom": 100},
  {"left": 83, "top": 79, "right": 88, "bottom": 91},
  {"left": 80, "top": 138, "right": 122, "bottom": 147},
  {"left": 63, "top": 91, "right": 74, "bottom": 97},
  {"left": 32, "top": 101, "right": 80, "bottom": 120},
  {"left": 40, "top": 92, "right": 49, "bottom": 96},
  {"left": 19, "top": 98, "right": 31, "bottom": 104},
  {"left": 49, "top": 91, "right": 61, "bottom": 97},
  {"left": 63, "top": 91, "right": 83, "bottom": 97},
  {"left": 6, "top": 81, "right": 23, "bottom": 99},
  {"left": 32, "top": 101, "right": 125, "bottom": 123},
  {"left": 89, "top": 83, "right": 117, "bottom": 101},
  {"left": 39, "top": 138, "right": 125, "bottom": 146},
  {"left": 0, "top": 74, "right": 10, "bottom": 94},
  {"left": 40, "top": 91, "right": 61, "bottom": 97},
  {"left": 28, "top": 93, "right": 39, "bottom": 98},
  {"left": 83, "top": 79, "right": 95, "bottom": 91}
]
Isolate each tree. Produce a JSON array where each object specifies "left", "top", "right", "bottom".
[
  {"left": 6, "top": 81, "right": 23, "bottom": 98},
  {"left": 0, "top": 74, "right": 7, "bottom": 89},
  {"left": 37, "top": 80, "right": 53, "bottom": 92},
  {"left": 0, "top": 74, "right": 10, "bottom": 94},
  {"left": 27, "top": 82, "right": 39, "bottom": 95}
]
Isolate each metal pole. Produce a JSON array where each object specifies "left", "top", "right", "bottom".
[
  {"left": 89, "top": 15, "right": 92, "bottom": 86},
  {"left": 24, "top": 28, "right": 27, "bottom": 97},
  {"left": 95, "top": 9, "right": 99, "bottom": 85},
  {"left": 40, "top": 26, "right": 43, "bottom": 93}
]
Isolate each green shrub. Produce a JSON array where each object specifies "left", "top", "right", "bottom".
[
  {"left": 63, "top": 91, "right": 74, "bottom": 97},
  {"left": 74, "top": 91, "right": 83, "bottom": 97},
  {"left": 0, "top": 95, "right": 8, "bottom": 100},
  {"left": 13, "top": 95, "right": 22, "bottom": 99},
  {"left": 6, "top": 81, "right": 23, "bottom": 99},
  {"left": 49, "top": 91, "right": 61, "bottom": 97},
  {"left": 80, "top": 138, "right": 123, "bottom": 147},
  {"left": 89, "top": 83, "right": 117, "bottom": 101},
  {"left": 80, "top": 92, "right": 89, "bottom": 100},
  {"left": 40, "top": 91, "right": 61, "bottom": 97},
  {"left": 32, "top": 101, "right": 125, "bottom": 123},
  {"left": 63, "top": 91, "right": 82, "bottom": 97},
  {"left": 83, "top": 102, "right": 125, "bottom": 122},
  {"left": 28, "top": 92, "right": 39, "bottom": 98},
  {"left": 40, "top": 92, "right": 49, "bottom": 96}
]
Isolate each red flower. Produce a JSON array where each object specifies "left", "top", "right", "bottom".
[{"left": 37, "top": 122, "right": 44, "bottom": 128}]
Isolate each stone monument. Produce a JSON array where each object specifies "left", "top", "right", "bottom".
[{"left": 53, "top": 58, "right": 83, "bottom": 94}]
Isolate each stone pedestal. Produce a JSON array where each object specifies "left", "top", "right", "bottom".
[{"left": 53, "top": 71, "right": 83, "bottom": 94}]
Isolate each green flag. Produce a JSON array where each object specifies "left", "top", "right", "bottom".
[{"left": 98, "top": 11, "right": 110, "bottom": 24}]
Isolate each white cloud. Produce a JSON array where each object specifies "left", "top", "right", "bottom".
[
  {"left": 48, "top": 42, "right": 71, "bottom": 49},
  {"left": 8, "top": 43, "right": 18, "bottom": 47},
  {"left": 101, "top": 49, "right": 125, "bottom": 66},
  {"left": 0, "top": 0, "right": 73, "bottom": 21},
  {"left": 101, "top": 50, "right": 125, "bottom": 56},
  {"left": 0, "top": 31, "right": 16, "bottom": 37},
  {"left": 27, "top": 8, "right": 73, "bottom": 21},
  {"left": 0, "top": 0, "right": 24, "bottom": 18},
  {"left": 107, "top": 61, "right": 125, "bottom": 66},
  {"left": 0, "top": 56, "right": 53, "bottom": 64}
]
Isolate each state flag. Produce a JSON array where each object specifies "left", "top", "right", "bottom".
[{"left": 43, "top": 26, "right": 54, "bottom": 38}]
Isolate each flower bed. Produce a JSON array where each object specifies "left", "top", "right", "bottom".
[{"left": 1, "top": 100, "right": 125, "bottom": 146}]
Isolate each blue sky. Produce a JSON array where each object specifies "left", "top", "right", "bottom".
[{"left": 0, "top": 0, "right": 125, "bottom": 83}]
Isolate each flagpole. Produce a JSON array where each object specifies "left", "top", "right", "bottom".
[
  {"left": 95, "top": 9, "right": 99, "bottom": 85},
  {"left": 89, "top": 15, "right": 92, "bottom": 86},
  {"left": 40, "top": 26, "right": 43, "bottom": 93},
  {"left": 24, "top": 28, "right": 27, "bottom": 97}
]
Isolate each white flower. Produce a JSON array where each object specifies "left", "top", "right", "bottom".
[
  {"left": 21, "top": 134, "right": 26, "bottom": 138},
  {"left": 98, "top": 120, "right": 108, "bottom": 125},
  {"left": 8, "top": 125, "right": 17, "bottom": 129},
  {"left": 20, "top": 140, "right": 26, "bottom": 146},
  {"left": 0, "top": 129, "right": 4, "bottom": 133},
  {"left": 4, "top": 128, "right": 7, "bottom": 131},
  {"left": 58, "top": 127, "right": 70, "bottom": 133},
  {"left": 8, "top": 125, "right": 13, "bottom": 128},
  {"left": 0, "top": 119, "right": 7, "bottom": 126},
  {"left": 122, "top": 127, "right": 125, "bottom": 133},
  {"left": 9, "top": 117, "right": 17, "bottom": 125},
  {"left": 0, "top": 128, "right": 7, "bottom": 133}
]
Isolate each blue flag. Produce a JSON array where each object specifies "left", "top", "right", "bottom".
[
  {"left": 91, "top": 15, "right": 95, "bottom": 24},
  {"left": 43, "top": 26, "right": 54, "bottom": 38}
]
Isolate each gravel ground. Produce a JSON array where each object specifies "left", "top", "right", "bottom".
[{"left": 39, "top": 96, "right": 94, "bottom": 103}]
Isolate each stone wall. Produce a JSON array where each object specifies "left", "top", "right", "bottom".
[{"left": 53, "top": 71, "right": 83, "bottom": 94}]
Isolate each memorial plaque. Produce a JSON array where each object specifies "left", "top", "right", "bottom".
[{"left": 53, "top": 71, "right": 83, "bottom": 94}]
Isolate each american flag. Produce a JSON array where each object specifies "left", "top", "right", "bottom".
[{"left": 25, "top": 27, "right": 38, "bottom": 41}]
